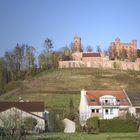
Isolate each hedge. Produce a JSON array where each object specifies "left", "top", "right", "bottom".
[
  {"left": 86, "top": 117, "right": 99, "bottom": 134},
  {"left": 100, "top": 118, "right": 137, "bottom": 132}
]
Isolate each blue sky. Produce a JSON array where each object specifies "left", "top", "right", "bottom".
[{"left": 0, "top": 0, "right": 140, "bottom": 56}]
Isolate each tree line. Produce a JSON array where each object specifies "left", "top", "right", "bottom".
[
  {"left": 0, "top": 37, "right": 140, "bottom": 95},
  {"left": 0, "top": 38, "right": 60, "bottom": 95}
]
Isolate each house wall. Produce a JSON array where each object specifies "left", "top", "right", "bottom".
[
  {"left": 82, "top": 57, "right": 102, "bottom": 63},
  {"left": 79, "top": 90, "right": 131, "bottom": 125},
  {"left": 79, "top": 90, "right": 90, "bottom": 126},
  {"left": 0, "top": 107, "right": 45, "bottom": 131},
  {"left": 129, "top": 106, "right": 140, "bottom": 117},
  {"left": 103, "top": 108, "right": 119, "bottom": 119}
]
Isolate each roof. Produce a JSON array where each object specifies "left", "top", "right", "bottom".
[
  {"left": 126, "top": 91, "right": 140, "bottom": 106},
  {"left": 1, "top": 106, "right": 45, "bottom": 120},
  {"left": 86, "top": 90, "right": 130, "bottom": 106},
  {"left": 0, "top": 102, "right": 44, "bottom": 112},
  {"left": 82, "top": 52, "right": 101, "bottom": 57}
]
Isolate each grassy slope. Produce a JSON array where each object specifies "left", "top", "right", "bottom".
[
  {"left": 0, "top": 68, "right": 140, "bottom": 110},
  {"left": 29, "top": 133, "right": 140, "bottom": 140}
]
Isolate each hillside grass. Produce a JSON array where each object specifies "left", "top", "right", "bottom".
[
  {"left": 28, "top": 132, "right": 140, "bottom": 140},
  {"left": 0, "top": 68, "right": 140, "bottom": 111}
]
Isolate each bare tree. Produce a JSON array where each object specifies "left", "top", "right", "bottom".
[
  {"left": 86, "top": 45, "right": 93, "bottom": 52},
  {"left": 96, "top": 45, "right": 102, "bottom": 53},
  {"left": 44, "top": 38, "right": 53, "bottom": 53}
]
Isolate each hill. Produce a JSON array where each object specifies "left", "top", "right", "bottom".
[{"left": 0, "top": 68, "right": 140, "bottom": 111}]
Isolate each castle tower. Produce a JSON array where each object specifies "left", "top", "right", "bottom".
[
  {"left": 132, "top": 40, "right": 137, "bottom": 49},
  {"left": 74, "top": 35, "right": 81, "bottom": 52}
]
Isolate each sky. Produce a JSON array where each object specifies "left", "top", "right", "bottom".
[{"left": 0, "top": 0, "right": 140, "bottom": 57}]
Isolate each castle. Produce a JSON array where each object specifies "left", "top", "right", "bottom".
[
  {"left": 74, "top": 35, "right": 81, "bottom": 52},
  {"left": 59, "top": 35, "right": 140, "bottom": 71},
  {"left": 110, "top": 38, "right": 137, "bottom": 61}
]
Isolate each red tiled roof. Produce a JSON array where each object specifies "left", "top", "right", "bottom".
[
  {"left": 86, "top": 90, "right": 130, "bottom": 106},
  {"left": 0, "top": 102, "right": 44, "bottom": 112},
  {"left": 82, "top": 53, "right": 101, "bottom": 57}
]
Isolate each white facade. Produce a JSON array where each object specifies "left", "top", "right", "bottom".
[
  {"left": 79, "top": 89, "right": 90, "bottom": 126},
  {"left": 79, "top": 90, "right": 130, "bottom": 125},
  {"left": 0, "top": 107, "right": 45, "bottom": 131}
]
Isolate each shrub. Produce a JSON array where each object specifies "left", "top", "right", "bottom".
[
  {"left": 86, "top": 117, "right": 99, "bottom": 134},
  {"left": 48, "top": 111, "right": 64, "bottom": 132},
  {"left": 100, "top": 118, "right": 137, "bottom": 132},
  {"left": 24, "top": 117, "right": 37, "bottom": 131}
]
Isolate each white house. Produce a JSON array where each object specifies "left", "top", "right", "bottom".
[
  {"left": 0, "top": 100, "right": 46, "bottom": 132},
  {"left": 79, "top": 89, "right": 130, "bottom": 126},
  {"left": 0, "top": 107, "right": 45, "bottom": 131}
]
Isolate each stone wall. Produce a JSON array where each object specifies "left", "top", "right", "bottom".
[{"left": 59, "top": 60, "right": 140, "bottom": 71}]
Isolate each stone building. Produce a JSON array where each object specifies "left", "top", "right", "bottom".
[
  {"left": 74, "top": 35, "right": 81, "bottom": 52},
  {"left": 110, "top": 38, "right": 137, "bottom": 61}
]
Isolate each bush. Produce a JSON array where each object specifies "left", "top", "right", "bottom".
[
  {"left": 86, "top": 117, "right": 99, "bottom": 134},
  {"left": 48, "top": 111, "right": 64, "bottom": 132},
  {"left": 24, "top": 117, "right": 37, "bottom": 131},
  {"left": 100, "top": 118, "right": 137, "bottom": 132}
]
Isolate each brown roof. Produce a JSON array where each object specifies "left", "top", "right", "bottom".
[
  {"left": 126, "top": 91, "right": 140, "bottom": 106},
  {"left": 0, "top": 102, "right": 44, "bottom": 112},
  {"left": 86, "top": 90, "right": 130, "bottom": 106},
  {"left": 82, "top": 52, "right": 101, "bottom": 57}
]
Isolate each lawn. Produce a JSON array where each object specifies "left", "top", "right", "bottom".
[{"left": 28, "top": 133, "right": 140, "bottom": 140}]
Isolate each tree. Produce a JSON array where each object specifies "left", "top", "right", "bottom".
[
  {"left": 60, "top": 46, "right": 72, "bottom": 61},
  {"left": 44, "top": 38, "right": 53, "bottom": 53},
  {"left": 48, "top": 111, "right": 64, "bottom": 132},
  {"left": 121, "top": 48, "right": 127, "bottom": 60},
  {"left": 96, "top": 45, "right": 102, "bottom": 53},
  {"left": 25, "top": 45, "right": 36, "bottom": 69},
  {"left": 0, "top": 58, "right": 6, "bottom": 94},
  {"left": 137, "top": 49, "right": 140, "bottom": 58},
  {"left": 24, "top": 117, "right": 37, "bottom": 131},
  {"left": 86, "top": 45, "right": 93, "bottom": 52},
  {"left": 69, "top": 42, "right": 74, "bottom": 52},
  {"left": 0, "top": 109, "right": 23, "bottom": 139},
  {"left": 38, "top": 38, "right": 54, "bottom": 69},
  {"left": 38, "top": 51, "right": 48, "bottom": 70},
  {"left": 109, "top": 46, "right": 118, "bottom": 60},
  {"left": 86, "top": 117, "right": 99, "bottom": 134},
  {"left": 67, "top": 98, "right": 76, "bottom": 121}
]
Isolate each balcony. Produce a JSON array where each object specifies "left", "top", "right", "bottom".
[{"left": 101, "top": 102, "right": 120, "bottom": 106}]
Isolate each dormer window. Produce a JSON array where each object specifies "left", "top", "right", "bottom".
[
  {"left": 117, "top": 99, "right": 120, "bottom": 102},
  {"left": 91, "top": 98, "right": 96, "bottom": 102}
]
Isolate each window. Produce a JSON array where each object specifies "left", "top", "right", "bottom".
[
  {"left": 117, "top": 99, "right": 120, "bottom": 102},
  {"left": 110, "top": 109, "right": 113, "bottom": 114},
  {"left": 96, "top": 109, "right": 99, "bottom": 113},
  {"left": 105, "top": 100, "right": 108, "bottom": 103},
  {"left": 92, "top": 109, "right": 95, "bottom": 113},
  {"left": 91, "top": 98, "right": 96, "bottom": 102},
  {"left": 105, "top": 109, "right": 109, "bottom": 115}
]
